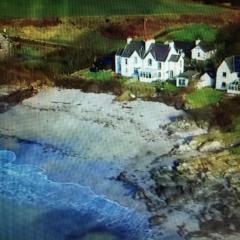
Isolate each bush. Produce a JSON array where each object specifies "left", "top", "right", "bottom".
[{"left": 124, "top": 80, "right": 155, "bottom": 98}]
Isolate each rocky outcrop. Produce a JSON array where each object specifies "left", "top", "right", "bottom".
[
  {"left": 0, "top": 86, "right": 36, "bottom": 112},
  {"left": 149, "top": 150, "right": 240, "bottom": 238}
]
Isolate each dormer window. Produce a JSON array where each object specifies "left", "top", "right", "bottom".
[
  {"left": 125, "top": 59, "right": 128, "bottom": 65},
  {"left": 158, "top": 62, "right": 161, "bottom": 69},
  {"left": 148, "top": 59, "right": 152, "bottom": 66}
]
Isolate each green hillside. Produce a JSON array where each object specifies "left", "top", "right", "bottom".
[{"left": 0, "top": 0, "right": 224, "bottom": 18}]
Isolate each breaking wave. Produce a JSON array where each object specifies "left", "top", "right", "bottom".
[{"left": 0, "top": 149, "right": 151, "bottom": 240}]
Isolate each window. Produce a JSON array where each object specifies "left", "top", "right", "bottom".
[
  {"left": 125, "top": 59, "right": 128, "bottom": 65},
  {"left": 149, "top": 73, "right": 152, "bottom": 78},
  {"left": 134, "top": 57, "right": 138, "bottom": 64},
  {"left": 158, "top": 72, "right": 161, "bottom": 78},
  {"left": 126, "top": 68, "right": 128, "bottom": 73},
  {"left": 134, "top": 68, "right": 138, "bottom": 76},
  {"left": 222, "top": 82, "right": 226, "bottom": 88},
  {"left": 198, "top": 52, "right": 201, "bottom": 58},
  {"left": 158, "top": 62, "right": 161, "bottom": 70},
  {"left": 222, "top": 72, "right": 227, "bottom": 77},
  {"left": 238, "top": 73, "right": 240, "bottom": 78},
  {"left": 179, "top": 79, "right": 186, "bottom": 86},
  {"left": 148, "top": 59, "right": 152, "bottom": 66},
  {"left": 169, "top": 71, "right": 173, "bottom": 78},
  {"left": 228, "top": 80, "right": 240, "bottom": 92}
]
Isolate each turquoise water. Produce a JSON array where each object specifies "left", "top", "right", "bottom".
[{"left": 0, "top": 144, "right": 151, "bottom": 240}]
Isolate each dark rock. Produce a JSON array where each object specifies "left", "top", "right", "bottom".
[{"left": 149, "top": 214, "right": 167, "bottom": 225}]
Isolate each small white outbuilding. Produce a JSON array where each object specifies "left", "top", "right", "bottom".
[
  {"left": 197, "top": 71, "right": 216, "bottom": 89},
  {"left": 176, "top": 70, "right": 199, "bottom": 87}
]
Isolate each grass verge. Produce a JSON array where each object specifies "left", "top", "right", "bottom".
[{"left": 186, "top": 88, "right": 224, "bottom": 109}]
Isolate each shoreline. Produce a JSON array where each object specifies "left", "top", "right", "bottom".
[
  {"left": 0, "top": 87, "right": 206, "bottom": 239},
  {"left": 1, "top": 87, "right": 238, "bottom": 239}
]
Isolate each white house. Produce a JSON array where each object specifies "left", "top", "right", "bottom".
[
  {"left": 176, "top": 70, "right": 199, "bottom": 87},
  {"left": 197, "top": 71, "right": 216, "bottom": 89},
  {"left": 216, "top": 56, "right": 240, "bottom": 94},
  {"left": 191, "top": 40, "right": 216, "bottom": 61},
  {"left": 165, "top": 40, "right": 196, "bottom": 58},
  {"left": 115, "top": 38, "right": 184, "bottom": 83}
]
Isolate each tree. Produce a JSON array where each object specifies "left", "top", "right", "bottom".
[{"left": 215, "top": 23, "right": 240, "bottom": 63}]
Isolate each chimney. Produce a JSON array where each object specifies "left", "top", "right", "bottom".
[
  {"left": 145, "top": 39, "right": 155, "bottom": 51},
  {"left": 127, "top": 37, "right": 132, "bottom": 44},
  {"left": 169, "top": 41, "right": 175, "bottom": 49},
  {"left": 196, "top": 39, "right": 201, "bottom": 45}
]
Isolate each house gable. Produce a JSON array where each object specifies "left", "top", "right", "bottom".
[
  {"left": 216, "top": 60, "right": 232, "bottom": 90},
  {"left": 115, "top": 38, "right": 184, "bottom": 82}
]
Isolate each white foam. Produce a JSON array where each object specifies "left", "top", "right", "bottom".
[{"left": 0, "top": 149, "right": 16, "bottom": 163}]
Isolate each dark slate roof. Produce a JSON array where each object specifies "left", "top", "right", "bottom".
[
  {"left": 145, "top": 43, "right": 170, "bottom": 61},
  {"left": 173, "top": 40, "right": 195, "bottom": 52},
  {"left": 178, "top": 70, "right": 199, "bottom": 79},
  {"left": 225, "top": 56, "right": 240, "bottom": 73},
  {"left": 118, "top": 40, "right": 174, "bottom": 62},
  {"left": 116, "top": 49, "right": 124, "bottom": 56},
  {"left": 121, "top": 40, "right": 145, "bottom": 58},
  {"left": 198, "top": 42, "right": 215, "bottom": 52},
  {"left": 206, "top": 70, "right": 216, "bottom": 79},
  {"left": 168, "top": 54, "right": 181, "bottom": 62}
]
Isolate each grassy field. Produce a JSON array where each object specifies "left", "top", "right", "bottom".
[
  {"left": 159, "top": 24, "right": 218, "bottom": 42},
  {"left": 186, "top": 88, "right": 224, "bottom": 108},
  {"left": 0, "top": 0, "right": 224, "bottom": 18},
  {"left": 72, "top": 69, "right": 115, "bottom": 81}
]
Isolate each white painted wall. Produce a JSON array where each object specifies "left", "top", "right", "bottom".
[
  {"left": 115, "top": 55, "right": 121, "bottom": 74},
  {"left": 191, "top": 46, "right": 215, "bottom": 61},
  {"left": 227, "top": 89, "right": 240, "bottom": 95},
  {"left": 216, "top": 61, "right": 240, "bottom": 90},
  {"left": 115, "top": 42, "right": 184, "bottom": 83},
  {"left": 197, "top": 73, "right": 215, "bottom": 88},
  {"left": 119, "top": 51, "right": 143, "bottom": 77}
]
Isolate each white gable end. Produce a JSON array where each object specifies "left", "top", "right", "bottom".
[
  {"left": 216, "top": 61, "right": 232, "bottom": 90},
  {"left": 115, "top": 39, "right": 184, "bottom": 82}
]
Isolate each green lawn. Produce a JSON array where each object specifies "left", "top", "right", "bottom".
[
  {"left": 186, "top": 88, "right": 224, "bottom": 108},
  {"left": 152, "top": 80, "right": 179, "bottom": 92},
  {"left": 0, "top": 0, "right": 224, "bottom": 18},
  {"left": 162, "top": 81, "right": 179, "bottom": 92},
  {"left": 160, "top": 24, "right": 218, "bottom": 42},
  {"left": 15, "top": 46, "right": 55, "bottom": 58},
  {"left": 72, "top": 69, "right": 115, "bottom": 81}
]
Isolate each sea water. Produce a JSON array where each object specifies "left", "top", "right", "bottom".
[{"left": 0, "top": 142, "right": 151, "bottom": 240}]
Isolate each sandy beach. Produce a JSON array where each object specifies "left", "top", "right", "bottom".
[{"left": 0, "top": 88, "right": 206, "bottom": 240}]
